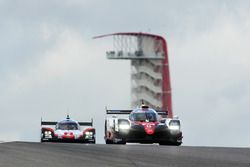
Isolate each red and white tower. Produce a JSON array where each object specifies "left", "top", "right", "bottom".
[{"left": 95, "top": 33, "right": 173, "bottom": 118}]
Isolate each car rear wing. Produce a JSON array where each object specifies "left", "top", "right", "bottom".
[
  {"left": 78, "top": 119, "right": 93, "bottom": 126},
  {"left": 156, "top": 111, "right": 168, "bottom": 116},
  {"left": 41, "top": 120, "right": 57, "bottom": 125},
  {"left": 106, "top": 109, "right": 168, "bottom": 116},
  {"left": 106, "top": 110, "right": 132, "bottom": 114},
  {"left": 41, "top": 118, "right": 93, "bottom": 126}
]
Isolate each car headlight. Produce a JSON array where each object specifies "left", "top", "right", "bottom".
[
  {"left": 169, "top": 125, "right": 180, "bottom": 130},
  {"left": 119, "top": 124, "right": 130, "bottom": 130},
  {"left": 85, "top": 131, "right": 93, "bottom": 136},
  {"left": 45, "top": 131, "right": 52, "bottom": 135}
]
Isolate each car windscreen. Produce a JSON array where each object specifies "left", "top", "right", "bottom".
[
  {"left": 132, "top": 112, "right": 158, "bottom": 122},
  {"left": 56, "top": 122, "right": 79, "bottom": 130},
  {"left": 169, "top": 120, "right": 180, "bottom": 126}
]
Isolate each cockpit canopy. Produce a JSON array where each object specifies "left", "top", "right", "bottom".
[
  {"left": 56, "top": 121, "right": 80, "bottom": 130},
  {"left": 129, "top": 109, "right": 158, "bottom": 122}
]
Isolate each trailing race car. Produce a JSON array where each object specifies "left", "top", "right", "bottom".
[
  {"left": 41, "top": 115, "right": 95, "bottom": 143},
  {"left": 104, "top": 104, "right": 182, "bottom": 145}
]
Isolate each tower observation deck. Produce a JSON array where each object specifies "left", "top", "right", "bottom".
[{"left": 95, "top": 32, "right": 173, "bottom": 118}]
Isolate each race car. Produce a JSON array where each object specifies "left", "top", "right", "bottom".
[
  {"left": 104, "top": 104, "right": 182, "bottom": 145},
  {"left": 41, "top": 115, "right": 95, "bottom": 143}
]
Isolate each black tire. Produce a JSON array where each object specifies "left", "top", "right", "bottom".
[
  {"left": 104, "top": 120, "right": 112, "bottom": 144},
  {"left": 40, "top": 133, "right": 46, "bottom": 143},
  {"left": 117, "top": 140, "right": 126, "bottom": 145},
  {"left": 40, "top": 132, "right": 44, "bottom": 143},
  {"left": 159, "top": 142, "right": 169, "bottom": 145},
  {"left": 89, "top": 141, "right": 96, "bottom": 144},
  {"left": 173, "top": 142, "right": 182, "bottom": 146},
  {"left": 112, "top": 138, "right": 126, "bottom": 145},
  {"left": 105, "top": 139, "right": 113, "bottom": 144},
  {"left": 40, "top": 138, "right": 48, "bottom": 143}
]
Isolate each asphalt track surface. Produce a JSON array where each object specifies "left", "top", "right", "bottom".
[{"left": 0, "top": 142, "right": 250, "bottom": 167}]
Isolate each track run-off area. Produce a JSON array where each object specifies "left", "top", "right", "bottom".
[{"left": 0, "top": 142, "right": 249, "bottom": 167}]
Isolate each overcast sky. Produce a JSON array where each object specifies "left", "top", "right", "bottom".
[{"left": 1, "top": 0, "right": 250, "bottom": 147}]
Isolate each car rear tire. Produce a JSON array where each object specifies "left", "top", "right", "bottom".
[
  {"left": 105, "top": 139, "right": 113, "bottom": 144},
  {"left": 117, "top": 140, "right": 126, "bottom": 145},
  {"left": 173, "top": 142, "right": 182, "bottom": 146},
  {"left": 159, "top": 142, "right": 169, "bottom": 145}
]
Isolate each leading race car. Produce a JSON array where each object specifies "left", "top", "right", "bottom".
[
  {"left": 104, "top": 104, "right": 183, "bottom": 145},
  {"left": 41, "top": 115, "right": 96, "bottom": 143}
]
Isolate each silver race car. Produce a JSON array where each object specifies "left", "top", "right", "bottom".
[{"left": 41, "top": 115, "right": 95, "bottom": 143}]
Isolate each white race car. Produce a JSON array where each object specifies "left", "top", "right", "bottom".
[{"left": 41, "top": 115, "right": 95, "bottom": 143}]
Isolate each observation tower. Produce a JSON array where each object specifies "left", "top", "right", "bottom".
[{"left": 95, "top": 33, "right": 173, "bottom": 118}]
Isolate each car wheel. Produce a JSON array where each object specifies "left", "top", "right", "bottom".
[
  {"left": 173, "top": 142, "right": 182, "bottom": 146},
  {"left": 105, "top": 139, "right": 113, "bottom": 144},
  {"left": 112, "top": 138, "right": 126, "bottom": 145},
  {"left": 117, "top": 139, "right": 126, "bottom": 145},
  {"left": 159, "top": 142, "right": 169, "bottom": 145},
  {"left": 90, "top": 140, "right": 96, "bottom": 144}
]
